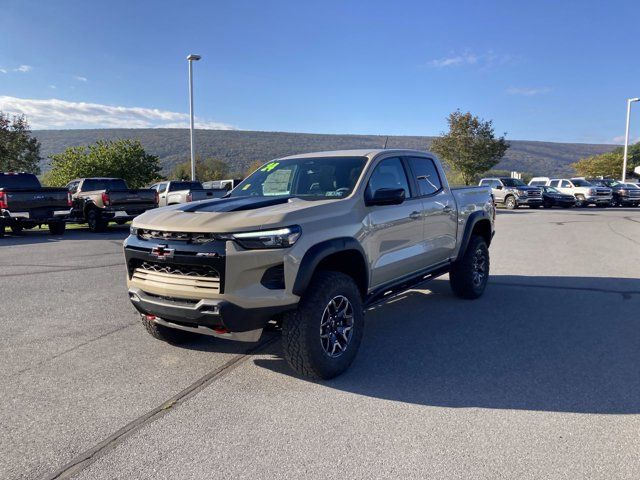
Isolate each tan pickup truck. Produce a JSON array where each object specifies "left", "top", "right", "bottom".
[
  {"left": 124, "top": 149, "right": 495, "bottom": 378},
  {"left": 66, "top": 177, "right": 158, "bottom": 232}
]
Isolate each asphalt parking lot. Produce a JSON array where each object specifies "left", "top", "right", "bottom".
[{"left": 1, "top": 208, "right": 639, "bottom": 479}]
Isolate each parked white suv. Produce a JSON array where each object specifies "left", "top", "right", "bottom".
[{"left": 546, "top": 178, "right": 612, "bottom": 207}]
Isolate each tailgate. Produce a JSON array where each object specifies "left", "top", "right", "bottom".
[
  {"left": 3, "top": 189, "right": 69, "bottom": 212},
  {"left": 107, "top": 189, "right": 157, "bottom": 207}
]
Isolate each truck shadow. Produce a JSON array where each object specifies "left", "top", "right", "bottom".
[
  {"left": 0, "top": 225, "right": 130, "bottom": 246},
  {"left": 255, "top": 275, "right": 640, "bottom": 414}
]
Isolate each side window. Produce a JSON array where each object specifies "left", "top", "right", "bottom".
[
  {"left": 408, "top": 157, "right": 442, "bottom": 196},
  {"left": 479, "top": 179, "right": 489, "bottom": 186},
  {"left": 157, "top": 183, "right": 167, "bottom": 193},
  {"left": 549, "top": 180, "right": 559, "bottom": 187},
  {"left": 561, "top": 180, "right": 571, "bottom": 188},
  {"left": 67, "top": 181, "right": 79, "bottom": 193},
  {"left": 367, "top": 158, "right": 410, "bottom": 198},
  {"left": 491, "top": 180, "right": 501, "bottom": 188}
]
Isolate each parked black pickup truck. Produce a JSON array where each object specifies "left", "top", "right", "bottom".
[
  {"left": 66, "top": 178, "right": 158, "bottom": 232},
  {"left": 0, "top": 172, "right": 70, "bottom": 237}
]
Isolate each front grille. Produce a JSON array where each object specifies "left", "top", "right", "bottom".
[
  {"left": 596, "top": 189, "right": 611, "bottom": 196},
  {"left": 131, "top": 260, "right": 221, "bottom": 293},
  {"left": 525, "top": 188, "right": 542, "bottom": 198},
  {"left": 627, "top": 190, "right": 640, "bottom": 198},
  {"left": 137, "top": 229, "right": 218, "bottom": 244}
]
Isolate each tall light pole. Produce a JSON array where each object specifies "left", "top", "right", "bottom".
[
  {"left": 622, "top": 97, "right": 639, "bottom": 182},
  {"left": 187, "top": 54, "right": 201, "bottom": 181}
]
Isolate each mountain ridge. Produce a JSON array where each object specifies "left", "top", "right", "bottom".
[{"left": 32, "top": 128, "right": 616, "bottom": 177}]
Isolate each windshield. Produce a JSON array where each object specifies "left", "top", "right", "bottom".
[
  {"left": 229, "top": 157, "right": 367, "bottom": 200},
  {"left": 501, "top": 178, "right": 526, "bottom": 187},
  {"left": 571, "top": 179, "right": 592, "bottom": 187}
]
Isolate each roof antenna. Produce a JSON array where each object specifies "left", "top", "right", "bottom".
[{"left": 383, "top": 136, "right": 389, "bottom": 149}]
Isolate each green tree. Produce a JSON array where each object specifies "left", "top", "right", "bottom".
[
  {"left": 430, "top": 110, "right": 510, "bottom": 185},
  {"left": 571, "top": 142, "right": 640, "bottom": 178},
  {"left": 244, "top": 160, "right": 264, "bottom": 177},
  {"left": 0, "top": 112, "right": 42, "bottom": 173},
  {"left": 170, "top": 157, "right": 230, "bottom": 181},
  {"left": 44, "top": 139, "right": 161, "bottom": 188}
]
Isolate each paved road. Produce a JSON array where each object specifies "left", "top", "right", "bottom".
[{"left": 1, "top": 209, "right": 639, "bottom": 479}]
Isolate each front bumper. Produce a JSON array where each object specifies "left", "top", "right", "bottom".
[
  {"left": 584, "top": 195, "right": 612, "bottom": 204},
  {"left": 129, "top": 286, "right": 294, "bottom": 337},
  {"left": 516, "top": 197, "right": 543, "bottom": 205}
]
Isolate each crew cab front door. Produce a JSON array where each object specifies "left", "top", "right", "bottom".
[{"left": 362, "top": 157, "right": 425, "bottom": 288}]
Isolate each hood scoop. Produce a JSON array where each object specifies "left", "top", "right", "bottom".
[{"left": 179, "top": 196, "right": 292, "bottom": 213}]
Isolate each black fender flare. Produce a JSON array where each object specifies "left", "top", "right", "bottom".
[
  {"left": 456, "top": 211, "right": 493, "bottom": 261},
  {"left": 292, "top": 237, "right": 369, "bottom": 297}
]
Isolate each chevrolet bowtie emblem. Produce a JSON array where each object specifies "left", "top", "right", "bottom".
[{"left": 151, "top": 245, "right": 175, "bottom": 260}]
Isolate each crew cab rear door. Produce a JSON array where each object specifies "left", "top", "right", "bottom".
[
  {"left": 405, "top": 156, "right": 457, "bottom": 265},
  {"left": 362, "top": 156, "right": 425, "bottom": 288}
]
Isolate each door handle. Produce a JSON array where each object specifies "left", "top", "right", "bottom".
[{"left": 409, "top": 211, "right": 422, "bottom": 220}]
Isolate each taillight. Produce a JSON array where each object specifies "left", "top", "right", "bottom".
[
  {"left": 0, "top": 191, "right": 7, "bottom": 209},
  {"left": 101, "top": 192, "right": 111, "bottom": 206},
  {"left": 187, "top": 192, "right": 193, "bottom": 202},
  {"left": 67, "top": 192, "right": 72, "bottom": 207}
]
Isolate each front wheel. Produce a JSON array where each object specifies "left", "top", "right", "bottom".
[
  {"left": 575, "top": 194, "right": 587, "bottom": 207},
  {"left": 87, "top": 209, "right": 108, "bottom": 233},
  {"left": 140, "top": 315, "right": 198, "bottom": 344},
  {"left": 450, "top": 235, "right": 490, "bottom": 299},
  {"left": 48, "top": 221, "right": 66, "bottom": 235},
  {"left": 504, "top": 195, "right": 517, "bottom": 210},
  {"left": 282, "top": 271, "right": 364, "bottom": 379}
]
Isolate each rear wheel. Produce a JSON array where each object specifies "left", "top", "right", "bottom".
[
  {"left": 504, "top": 195, "right": 517, "bottom": 209},
  {"left": 140, "top": 315, "right": 198, "bottom": 344},
  {"left": 0, "top": 221, "right": 5, "bottom": 238},
  {"left": 450, "top": 235, "right": 490, "bottom": 299},
  {"left": 10, "top": 224, "right": 23, "bottom": 234},
  {"left": 48, "top": 221, "right": 66, "bottom": 235},
  {"left": 87, "top": 209, "right": 108, "bottom": 233},
  {"left": 282, "top": 271, "right": 364, "bottom": 379}
]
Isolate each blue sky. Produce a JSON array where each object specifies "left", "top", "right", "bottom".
[{"left": 1, "top": 0, "right": 638, "bottom": 144}]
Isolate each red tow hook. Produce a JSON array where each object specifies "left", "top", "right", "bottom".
[
  {"left": 212, "top": 326, "right": 229, "bottom": 334},
  {"left": 145, "top": 314, "right": 157, "bottom": 321}
]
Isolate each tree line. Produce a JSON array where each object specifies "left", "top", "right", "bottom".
[{"left": 2, "top": 110, "right": 635, "bottom": 188}]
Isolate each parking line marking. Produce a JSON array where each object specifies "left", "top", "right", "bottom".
[{"left": 45, "top": 334, "right": 278, "bottom": 480}]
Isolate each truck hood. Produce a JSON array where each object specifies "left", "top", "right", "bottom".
[{"left": 132, "top": 195, "right": 346, "bottom": 232}]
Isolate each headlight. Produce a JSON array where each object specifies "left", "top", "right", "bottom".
[
  {"left": 588, "top": 188, "right": 596, "bottom": 195},
  {"left": 619, "top": 189, "right": 628, "bottom": 196},
  {"left": 231, "top": 225, "right": 302, "bottom": 249},
  {"left": 516, "top": 189, "right": 528, "bottom": 196},
  {"left": 130, "top": 226, "right": 138, "bottom": 235}
]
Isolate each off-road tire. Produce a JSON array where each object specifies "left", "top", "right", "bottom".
[
  {"left": 504, "top": 195, "right": 517, "bottom": 209},
  {"left": 10, "top": 224, "right": 23, "bottom": 234},
  {"left": 282, "top": 271, "right": 364, "bottom": 379},
  {"left": 575, "top": 194, "right": 587, "bottom": 208},
  {"left": 48, "top": 221, "right": 66, "bottom": 235},
  {"left": 450, "top": 235, "right": 490, "bottom": 300},
  {"left": 87, "top": 209, "right": 108, "bottom": 233},
  {"left": 140, "top": 315, "right": 197, "bottom": 344}
]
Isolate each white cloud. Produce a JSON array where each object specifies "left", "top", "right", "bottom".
[
  {"left": 612, "top": 135, "right": 640, "bottom": 145},
  {"left": 429, "top": 50, "right": 514, "bottom": 69},
  {"left": 14, "top": 65, "right": 32, "bottom": 73},
  {"left": 48, "top": 85, "right": 56, "bottom": 89},
  {"left": 0, "top": 68, "right": 7, "bottom": 74},
  {"left": 0, "top": 96, "right": 236, "bottom": 130},
  {"left": 507, "top": 86, "right": 551, "bottom": 96},
  {"left": 73, "top": 75, "right": 88, "bottom": 82}
]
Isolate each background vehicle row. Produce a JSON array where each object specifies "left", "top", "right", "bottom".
[{"left": 0, "top": 172, "right": 69, "bottom": 237}]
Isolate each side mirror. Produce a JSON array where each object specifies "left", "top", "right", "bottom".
[
  {"left": 496, "top": 185, "right": 503, "bottom": 190},
  {"left": 366, "top": 187, "right": 406, "bottom": 206}
]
